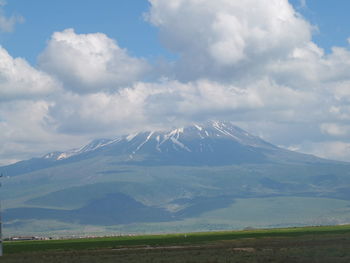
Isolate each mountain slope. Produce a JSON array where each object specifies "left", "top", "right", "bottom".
[{"left": 1, "top": 121, "right": 350, "bottom": 236}]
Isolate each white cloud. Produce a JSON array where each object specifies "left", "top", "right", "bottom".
[
  {"left": 46, "top": 78, "right": 318, "bottom": 136},
  {"left": 0, "top": 47, "right": 60, "bottom": 100},
  {"left": 0, "top": 48, "right": 80, "bottom": 165},
  {"left": 0, "top": 29, "right": 152, "bottom": 164},
  {"left": 320, "top": 123, "right": 350, "bottom": 137},
  {"left": 0, "top": 100, "right": 88, "bottom": 165},
  {"left": 39, "top": 29, "right": 150, "bottom": 93},
  {"left": 47, "top": 90, "right": 148, "bottom": 135},
  {"left": 296, "top": 141, "right": 350, "bottom": 162},
  {"left": 3, "top": 1, "right": 350, "bottom": 164},
  {"left": 0, "top": 1, "right": 23, "bottom": 32},
  {"left": 143, "top": 0, "right": 350, "bottom": 161},
  {"left": 147, "top": 0, "right": 312, "bottom": 81}
]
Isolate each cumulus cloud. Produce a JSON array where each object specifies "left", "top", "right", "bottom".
[
  {"left": 46, "top": 78, "right": 318, "bottom": 137},
  {"left": 144, "top": 0, "right": 350, "bottom": 160},
  {"left": 147, "top": 0, "right": 312, "bottom": 81},
  {"left": 3, "top": 0, "right": 350, "bottom": 164},
  {"left": 39, "top": 29, "right": 149, "bottom": 93},
  {"left": 0, "top": 47, "right": 60, "bottom": 101},
  {"left": 0, "top": 99, "right": 88, "bottom": 166},
  {"left": 0, "top": 49, "right": 84, "bottom": 165}
]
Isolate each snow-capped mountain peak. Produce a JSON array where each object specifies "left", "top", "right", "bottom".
[{"left": 43, "top": 121, "right": 275, "bottom": 165}]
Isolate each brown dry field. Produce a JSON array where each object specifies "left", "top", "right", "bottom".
[{"left": 2, "top": 232, "right": 350, "bottom": 263}]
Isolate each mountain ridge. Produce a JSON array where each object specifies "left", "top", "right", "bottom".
[
  {"left": 43, "top": 120, "right": 276, "bottom": 161},
  {"left": 1, "top": 120, "right": 332, "bottom": 177}
]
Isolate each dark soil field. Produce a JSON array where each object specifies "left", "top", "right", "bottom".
[{"left": 2, "top": 225, "right": 350, "bottom": 262}]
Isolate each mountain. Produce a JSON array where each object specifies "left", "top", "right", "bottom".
[
  {"left": 1, "top": 121, "right": 350, "bottom": 236},
  {"left": 45, "top": 120, "right": 276, "bottom": 163},
  {"left": 3, "top": 121, "right": 327, "bottom": 177}
]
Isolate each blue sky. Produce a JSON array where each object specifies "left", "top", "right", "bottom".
[
  {"left": 2, "top": 0, "right": 350, "bottom": 63},
  {"left": 292, "top": 0, "right": 350, "bottom": 51},
  {"left": 1, "top": 0, "right": 172, "bottom": 64},
  {"left": 1, "top": 0, "right": 350, "bottom": 165}
]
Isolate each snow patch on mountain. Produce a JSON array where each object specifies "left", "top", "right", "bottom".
[
  {"left": 170, "top": 137, "right": 192, "bottom": 152},
  {"left": 126, "top": 133, "right": 138, "bottom": 142},
  {"left": 43, "top": 138, "right": 121, "bottom": 161},
  {"left": 133, "top": 132, "right": 154, "bottom": 154},
  {"left": 43, "top": 121, "right": 275, "bottom": 161}
]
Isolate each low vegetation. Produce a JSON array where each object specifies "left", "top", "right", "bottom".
[{"left": 2, "top": 225, "right": 350, "bottom": 262}]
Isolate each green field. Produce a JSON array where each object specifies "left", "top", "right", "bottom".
[{"left": 2, "top": 225, "right": 350, "bottom": 262}]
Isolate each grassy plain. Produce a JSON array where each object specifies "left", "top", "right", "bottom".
[{"left": 2, "top": 225, "right": 350, "bottom": 262}]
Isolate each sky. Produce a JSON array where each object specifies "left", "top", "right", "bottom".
[{"left": 1, "top": 0, "right": 350, "bottom": 165}]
